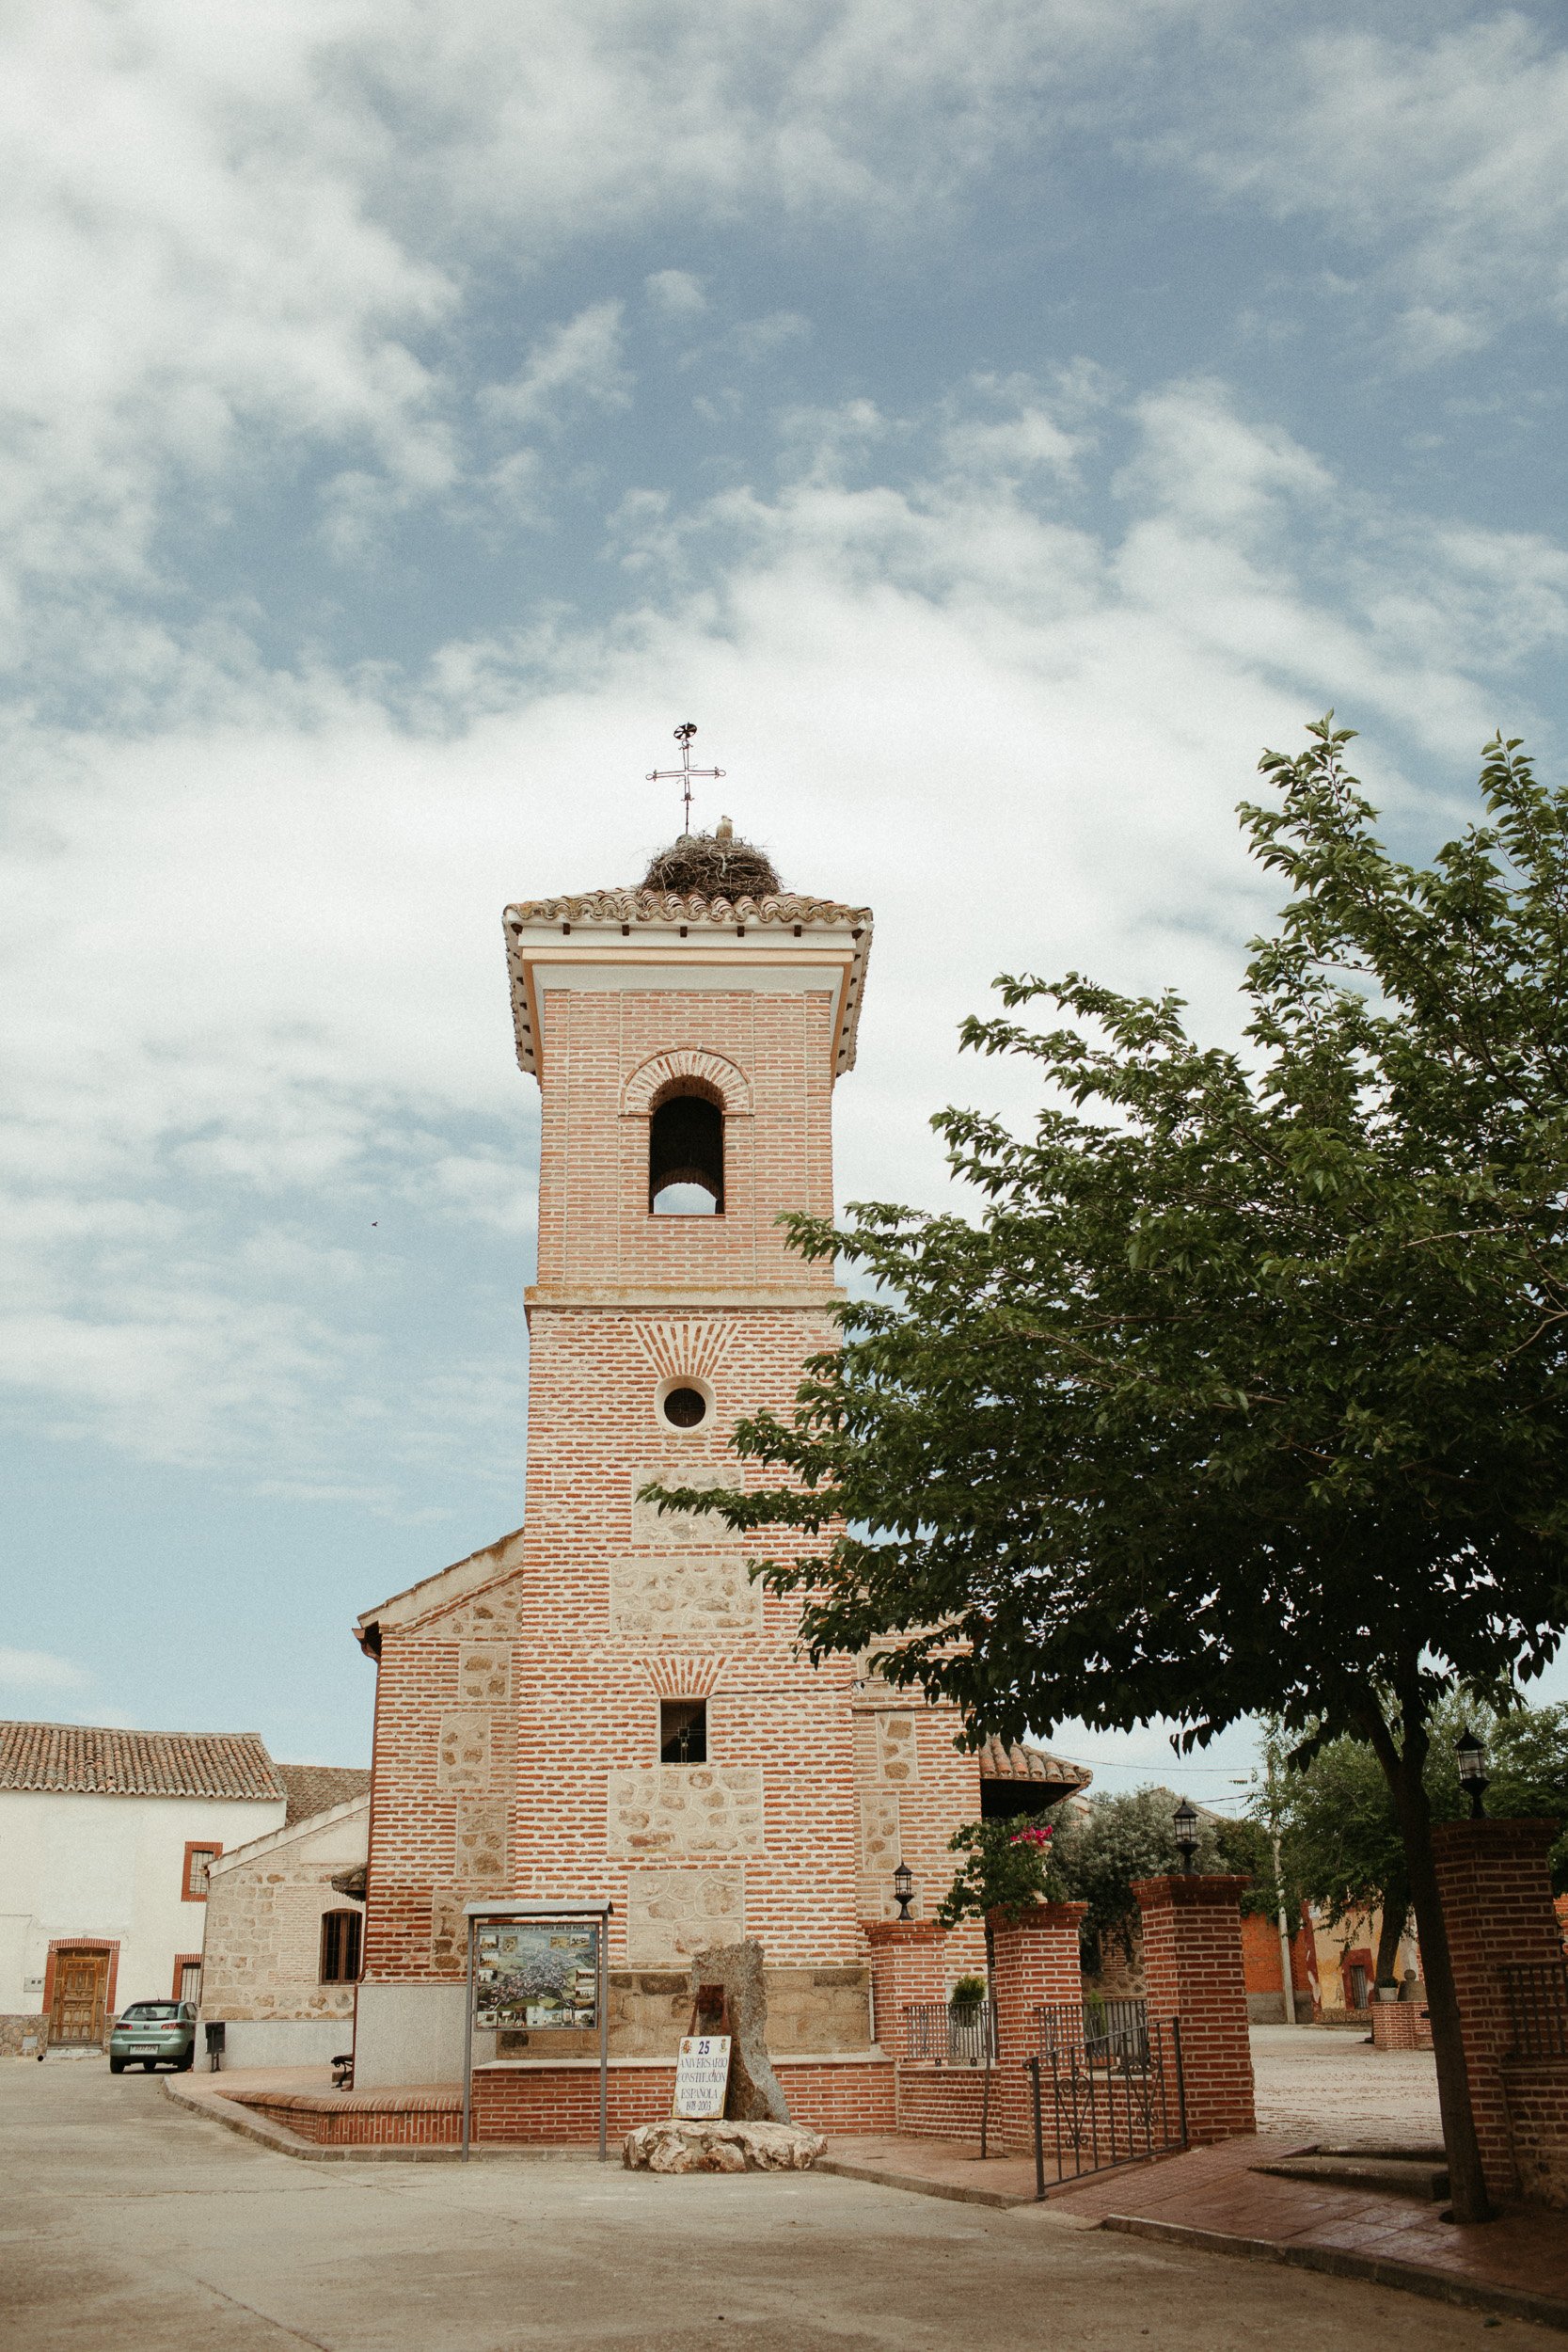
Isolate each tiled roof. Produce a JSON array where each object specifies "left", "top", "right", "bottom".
[
  {"left": 502, "top": 889, "right": 875, "bottom": 1079},
  {"left": 977, "top": 1736, "right": 1092, "bottom": 1791},
  {"left": 505, "top": 888, "right": 871, "bottom": 929},
  {"left": 277, "top": 1763, "right": 372, "bottom": 1825},
  {"left": 0, "top": 1720, "right": 284, "bottom": 1803}
]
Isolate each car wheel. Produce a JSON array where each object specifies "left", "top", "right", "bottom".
[
  {"left": 179, "top": 2048, "right": 195, "bottom": 2072},
  {"left": 109, "top": 2058, "right": 125, "bottom": 2074},
  {"left": 142, "top": 2060, "right": 156, "bottom": 2072}
]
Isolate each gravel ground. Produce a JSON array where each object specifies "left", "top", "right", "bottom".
[{"left": 1250, "top": 2022, "right": 1444, "bottom": 2144}]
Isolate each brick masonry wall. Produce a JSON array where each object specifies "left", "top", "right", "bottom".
[
  {"left": 863, "top": 1921, "right": 945, "bottom": 2056},
  {"left": 989, "top": 1904, "right": 1086, "bottom": 2152},
  {"left": 229, "top": 2088, "right": 461, "bottom": 2147},
  {"left": 1133, "top": 1874, "right": 1256, "bottom": 2145},
  {"left": 1432, "top": 1817, "right": 1564, "bottom": 2208},
  {"left": 1370, "top": 1998, "right": 1433, "bottom": 2050},
  {"left": 473, "top": 2056, "right": 895, "bottom": 2144},
  {"left": 895, "top": 2064, "right": 990, "bottom": 2147},
  {"left": 361, "top": 945, "right": 985, "bottom": 2078},
  {"left": 1501, "top": 2058, "right": 1568, "bottom": 2212}
]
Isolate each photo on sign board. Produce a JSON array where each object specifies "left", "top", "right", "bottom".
[{"left": 473, "top": 1924, "right": 600, "bottom": 2030}]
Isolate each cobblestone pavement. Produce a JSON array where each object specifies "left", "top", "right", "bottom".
[
  {"left": 1, "top": 2058, "right": 1542, "bottom": 2352},
  {"left": 1250, "top": 2023, "right": 1444, "bottom": 2143}
]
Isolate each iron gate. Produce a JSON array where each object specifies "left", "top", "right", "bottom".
[{"left": 1025, "top": 2002, "right": 1187, "bottom": 2195}]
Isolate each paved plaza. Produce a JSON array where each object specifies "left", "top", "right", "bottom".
[
  {"left": 0, "top": 2049, "right": 1545, "bottom": 2352},
  {"left": 1250, "top": 2022, "right": 1445, "bottom": 2142}
]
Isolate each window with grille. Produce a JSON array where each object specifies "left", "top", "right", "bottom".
[
  {"left": 660, "top": 1698, "right": 707, "bottom": 1764},
  {"left": 319, "top": 1910, "right": 363, "bottom": 1984},
  {"left": 182, "top": 1844, "right": 221, "bottom": 1900}
]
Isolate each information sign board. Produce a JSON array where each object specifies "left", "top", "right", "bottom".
[
  {"left": 673, "top": 2033, "right": 732, "bottom": 2121},
  {"left": 473, "top": 1921, "right": 600, "bottom": 2031}
]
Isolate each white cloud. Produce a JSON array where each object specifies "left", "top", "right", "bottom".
[
  {"left": 645, "top": 268, "right": 708, "bottom": 320},
  {"left": 3, "top": 371, "right": 1559, "bottom": 1495},
  {"left": 728, "top": 311, "right": 814, "bottom": 362},
  {"left": 0, "top": 0, "right": 1214, "bottom": 674},
  {"left": 1161, "top": 15, "right": 1568, "bottom": 356},
  {"left": 482, "top": 300, "right": 633, "bottom": 431},
  {"left": 0, "top": 1645, "right": 90, "bottom": 1693}
]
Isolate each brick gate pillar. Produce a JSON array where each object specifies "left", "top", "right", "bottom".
[
  {"left": 1432, "top": 1817, "right": 1566, "bottom": 2209},
  {"left": 863, "top": 1921, "right": 946, "bottom": 2058},
  {"left": 989, "top": 1901, "right": 1087, "bottom": 2152},
  {"left": 1132, "top": 1874, "right": 1256, "bottom": 2145}
]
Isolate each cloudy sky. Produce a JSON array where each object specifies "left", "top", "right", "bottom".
[{"left": 3, "top": 0, "right": 1565, "bottom": 1786}]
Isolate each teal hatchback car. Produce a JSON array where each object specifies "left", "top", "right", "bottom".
[{"left": 109, "top": 2000, "right": 197, "bottom": 2073}]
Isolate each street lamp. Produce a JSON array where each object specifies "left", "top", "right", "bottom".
[
  {"left": 1173, "top": 1798, "right": 1199, "bottom": 1874},
  {"left": 892, "top": 1862, "right": 915, "bottom": 1921},
  {"left": 1455, "top": 1727, "right": 1490, "bottom": 1820}
]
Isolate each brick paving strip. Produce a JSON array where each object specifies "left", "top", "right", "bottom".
[{"left": 821, "top": 2131, "right": 1568, "bottom": 2331}]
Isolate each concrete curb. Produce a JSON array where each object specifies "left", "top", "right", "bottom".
[
  {"left": 816, "top": 2154, "right": 1035, "bottom": 2209},
  {"left": 1100, "top": 2214, "right": 1568, "bottom": 2333}
]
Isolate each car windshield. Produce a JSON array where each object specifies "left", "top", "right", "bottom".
[{"left": 120, "top": 2003, "right": 181, "bottom": 2021}]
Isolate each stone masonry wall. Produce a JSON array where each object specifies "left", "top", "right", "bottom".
[{"left": 201, "top": 1802, "right": 367, "bottom": 2024}]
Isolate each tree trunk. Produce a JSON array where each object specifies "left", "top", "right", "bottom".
[
  {"left": 1362, "top": 1706, "right": 1491, "bottom": 2223},
  {"left": 1374, "top": 1898, "right": 1408, "bottom": 1989}
]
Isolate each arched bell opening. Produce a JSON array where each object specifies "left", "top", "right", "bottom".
[{"left": 649, "top": 1087, "right": 724, "bottom": 1215}]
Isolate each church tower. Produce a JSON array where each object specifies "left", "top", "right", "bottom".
[{"left": 351, "top": 801, "right": 1076, "bottom": 2098}]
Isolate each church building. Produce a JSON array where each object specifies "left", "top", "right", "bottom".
[{"left": 350, "top": 809, "right": 1085, "bottom": 2108}]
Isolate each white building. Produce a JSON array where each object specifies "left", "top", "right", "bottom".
[{"left": 0, "top": 1722, "right": 364, "bottom": 2054}]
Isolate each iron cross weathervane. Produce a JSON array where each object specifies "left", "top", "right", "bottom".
[{"left": 647, "top": 722, "right": 725, "bottom": 836}]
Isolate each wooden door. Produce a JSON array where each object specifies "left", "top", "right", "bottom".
[{"left": 50, "top": 1950, "right": 108, "bottom": 2044}]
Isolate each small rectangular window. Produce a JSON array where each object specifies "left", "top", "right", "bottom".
[
  {"left": 320, "top": 1910, "right": 363, "bottom": 1984},
  {"left": 182, "top": 1844, "right": 220, "bottom": 1901},
  {"left": 659, "top": 1698, "right": 706, "bottom": 1765}
]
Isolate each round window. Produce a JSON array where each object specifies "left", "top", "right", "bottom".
[{"left": 661, "top": 1385, "right": 708, "bottom": 1429}]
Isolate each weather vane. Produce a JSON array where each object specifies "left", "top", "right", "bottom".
[{"left": 647, "top": 722, "right": 724, "bottom": 837}]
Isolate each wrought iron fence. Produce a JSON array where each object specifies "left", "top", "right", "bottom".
[
  {"left": 1025, "top": 2013, "right": 1187, "bottom": 2196},
  {"left": 901, "top": 1999, "right": 996, "bottom": 2065},
  {"left": 1501, "top": 1959, "right": 1568, "bottom": 2058},
  {"left": 1070, "top": 1997, "right": 1149, "bottom": 2065}
]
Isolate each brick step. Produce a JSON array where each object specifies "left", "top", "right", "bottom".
[{"left": 1252, "top": 2147, "right": 1449, "bottom": 2201}]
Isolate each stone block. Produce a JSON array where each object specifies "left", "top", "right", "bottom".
[
  {"left": 606, "top": 1767, "right": 764, "bottom": 1857},
  {"left": 436, "top": 1711, "right": 493, "bottom": 1788},
  {"left": 609, "top": 1553, "right": 761, "bottom": 1641},
  {"left": 689, "top": 1936, "right": 788, "bottom": 2123},
  {"left": 626, "top": 1867, "right": 746, "bottom": 1963},
  {"left": 623, "top": 2120, "right": 825, "bottom": 2173},
  {"left": 630, "top": 1466, "right": 733, "bottom": 1548}
]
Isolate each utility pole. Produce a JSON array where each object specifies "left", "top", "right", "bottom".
[{"left": 1273, "top": 1828, "right": 1299, "bottom": 2026}]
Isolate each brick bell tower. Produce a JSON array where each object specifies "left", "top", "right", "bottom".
[{"left": 352, "top": 805, "right": 1010, "bottom": 2097}]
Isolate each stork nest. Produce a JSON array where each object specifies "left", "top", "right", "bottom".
[{"left": 641, "top": 832, "right": 781, "bottom": 900}]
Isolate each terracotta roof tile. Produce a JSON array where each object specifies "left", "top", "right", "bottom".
[
  {"left": 0, "top": 1720, "right": 283, "bottom": 1803},
  {"left": 504, "top": 887, "right": 871, "bottom": 929},
  {"left": 276, "top": 1762, "right": 372, "bottom": 1825},
  {"left": 977, "top": 1736, "right": 1092, "bottom": 1791}
]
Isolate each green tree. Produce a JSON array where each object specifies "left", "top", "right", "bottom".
[
  {"left": 1049, "top": 1788, "right": 1227, "bottom": 1975},
  {"left": 1276, "top": 1733, "right": 1415, "bottom": 1987},
  {"left": 937, "top": 1814, "right": 1064, "bottom": 1937},
  {"left": 651, "top": 722, "right": 1568, "bottom": 2220},
  {"left": 1276, "top": 1698, "right": 1568, "bottom": 1983}
]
